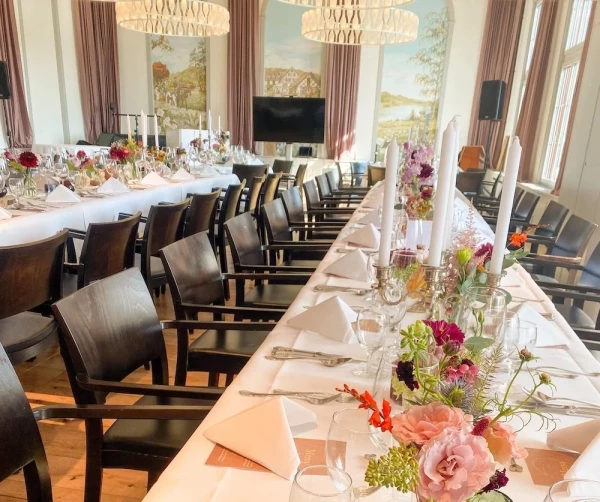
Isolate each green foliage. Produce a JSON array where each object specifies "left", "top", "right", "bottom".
[
  {"left": 463, "top": 337, "right": 495, "bottom": 353},
  {"left": 365, "top": 446, "right": 420, "bottom": 493}
]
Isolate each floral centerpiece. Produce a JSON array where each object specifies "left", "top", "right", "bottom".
[
  {"left": 66, "top": 150, "right": 96, "bottom": 175},
  {"left": 213, "top": 130, "right": 230, "bottom": 155},
  {"left": 338, "top": 319, "right": 554, "bottom": 502},
  {"left": 397, "top": 141, "right": 435, "bottom": 221},
  {"left": 6, "top": 150, "right": 40, "bottom": 196},
  {"left": 109, "top": 139, "right": 140, "bottom": 165}
]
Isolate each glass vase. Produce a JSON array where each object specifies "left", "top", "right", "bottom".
[{"left": 23, "top": 174, "right": 38, "bottom": 198}]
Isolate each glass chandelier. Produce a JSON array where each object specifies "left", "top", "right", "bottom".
[
  {"left": 276, "top": 0, "right": 414, "bottom": 7},
  {"left": 301, "top": 6, "right": 418, "bottom": 45},
  {"left": 114, "top": 0, "right": 230, "bottom": 37}
]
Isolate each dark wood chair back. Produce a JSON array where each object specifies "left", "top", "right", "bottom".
[
  {"left": 350, "top": 162, "right": 368, "bottom": 186},
  {"left": 78, "top": 213, "right": 141, "bottom": 289},
  {"left": 52, "top": 268, "right": 169, "bottom": 404},
  {"left": 261, "top": 199, "right": 292, "bottom": 243},
  {"left": 552, "top": 215, "right": 597, "bottom": 259},
  {"left": 143, "top": 199, "right": 189, "bottom": 257},
  {"left": 512, "top": 187, "right": 525, "bottom": 209},
  {"left": 0, "top": 230, "right": 67, "bottom": 319},
  {"left": 294, "top": 164, "right": 308, "bottom": 187},
  {"left": 326, "top": 169, "right": 340, "bottom": 192},
  {"left": 261, "top": 173, "right": 283, "bottom": 206},
  {"left": 225, "top": 212, "right": 264, "bottom": 269},
  {"left": 160, "top": 232, "right": 224, "bottom": 318},
  {"left": 315, "top": 173, "right": 332, "bottom": 198},
  {"left": 184, "top": 189, "right": 221, "bottom": 242},
  {"left": 534, "top": 201, "right": 569, "bottom": 239},
  {"left": 281, "top": 186, "right": 304, "bottom": 223},
  {"left": 218, "top": 181, "right": 246, "bottom": 226},
  {"left": 513, "top": 191, "right": 540, "bottom": 221},
  {"left": 579, "top": 241, "right": 600, "bottom": 288},
  {"left": 245, "top": 175, "right": 266, "bottom": 213},
  {"left": 303, "top": 179, "right": 321, "bottom": 211},
  {"left": 272, "top": 159, "right": 293, "bottom": 174},
  {"left": 0, "top": 342, "right": 52, "bottom": 500},
  {"left": 367, "top": 165, "right": 386, "bottom": 186},
  {"left": 232, "top": 164, "right": 268, "bottom": 195},
  {"left": 457, "top": 170, "right": 485, "bottom": 196}
]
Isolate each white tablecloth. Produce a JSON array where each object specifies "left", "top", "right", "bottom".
[
  {"left": 0, "top": 175, "right": 238, "bottom": 246},
  {"left": 143, "top": 189, "right": 600, "bottom": 502}
]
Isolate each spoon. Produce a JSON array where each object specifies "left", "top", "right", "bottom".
[
  {"left": 239, "top": 390, "right": 342, "bottom": 405},
  {"left": 529, "top": 366, "right": 600, "bottom": 378},
  {"left": 266, "top": 355, "right": 356, "bottom": 367},
  {"left": 523, "top": 387, "right": 600, "bottom": 408},
  {"left": 313, "top": 285, "right": 371, "bottom": 295}
]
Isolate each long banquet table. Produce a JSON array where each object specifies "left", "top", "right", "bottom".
[
  {"left": 143, "top": 186, "right": 600, "bottom": 501},
  {"left": 0, "top": 174, "right": 238, "bottom": 246}
]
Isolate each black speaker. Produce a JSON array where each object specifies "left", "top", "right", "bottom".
[
  {"left": 478, "top": 80, "right": 506, "bottom": 121},
  {"left": 96, "top": 133, "right": 115, "bottom": 147},
  {"left": 0, "top": 61, "right": 11, "bottom": 99}
]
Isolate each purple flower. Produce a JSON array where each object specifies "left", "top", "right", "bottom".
[
  {"left": 396, "top": 360, "right": 419, "bottom": 391},
  {"left": 475, "top": 243, "right": 493, "bottom": 264},
  {"left": 419, "top": 163, "right": 434, "bottom": 179},
  {"left": 481, "top": 469, "right": 509, "bottom": 493}
]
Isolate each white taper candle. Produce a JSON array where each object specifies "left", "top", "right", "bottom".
[
  {"left": 126, "top": 114, "right": 132, "bottom": 141},
  {"left": 218, "top": 115, "right": 221, "bottom": 133},
  {"left": 379, "top": 139, "right": 399, "bottom": 267},
  {"left": 141, "top": 110, "right": 147, "bottom": 148},
  {"left": 443, "top": 117, "right": 461, "bottom": 250},
  {"left": 208, "top": 109, "right": 212, "bottom": 143},
  {"left": 154, "top": 114, "right": 159, "bottom": 148},
  {"left": 428, "top": 123, "right": 456, "bottom": 267},
  {"left": 490, "top": 137, "right": 522, "bottom": 275}
]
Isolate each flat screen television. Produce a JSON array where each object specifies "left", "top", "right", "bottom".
[{"left": 252, "top": 97, "right": 325, "bottom": 144}]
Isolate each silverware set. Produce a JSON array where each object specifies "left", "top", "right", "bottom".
[
  {"left": 528, "top": 366, "right": 600, "bottom": 379},
  {"left": 519, "top": 386, "right": 600, "bottom": 417},
  {"left": 239, "top": 389, "right": 349, "bottom": 405},
  {"left": 267, "top": 346, "right": 364, "bottom": 366},
  {"left": 313, "top": 284, "right": 371, "bottom": 295}
]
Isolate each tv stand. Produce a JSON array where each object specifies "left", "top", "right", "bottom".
[{"left": 285, "top": 143, "right": 293, "bottom": 161}]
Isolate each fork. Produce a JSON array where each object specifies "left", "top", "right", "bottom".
[
  {"left": 239, "top": 390, "right": 342, "bottom": 405},
  {"left": 529, "top": 366, "right": 600, "bottom": 378}
]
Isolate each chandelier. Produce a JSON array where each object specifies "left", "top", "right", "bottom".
[
  {"left": 301, "top": 6, "right": 418, "bottom": 45},
  {"left": 114, "top": 0, "right": 230, "bottom": 37},
  {"left": 276, "top": 0, "right": 414, "bottom": 7}
]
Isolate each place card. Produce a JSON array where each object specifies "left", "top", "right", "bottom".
[
  {"left": 205, "top": 438, "right": 346, "bottom": 475},
  {"left": 524, "top": 448, "right": 579, "bottom": 486}
]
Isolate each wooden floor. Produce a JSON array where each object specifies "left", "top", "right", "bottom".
[{"left": 0, "top": 289, "right": 211, "bottom": 502}]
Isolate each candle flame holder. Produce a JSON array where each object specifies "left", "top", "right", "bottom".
[
  {"left": 486, "top": 272, "right": 503, "bottom": 289},
  {"left": 374, "top": 265, "right": 413, "bottom": 306}
]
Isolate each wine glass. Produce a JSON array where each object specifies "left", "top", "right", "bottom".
[
  {"left": 9, "top": 178, "right": 24, "bottom": 208},
  {"left": 289, "top": 466, "right": 354, "bottom": 502},
  {"left": 545, "top": 479, "right": 600, "bottom": 501},
  {"left": 517, "top": 320, "right": 538, "bottom": 352},
  {"left": 352, "top": 307, "right": 388, "bottom": 377},
  {"left": 0, "top": 158, "right": 10, "bottom": 185},
  {"left": 326, "top": 409, "right": 392, "bottom": 499}
]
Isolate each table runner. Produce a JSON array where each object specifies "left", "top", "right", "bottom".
[{"left": 143, "top": 188, "right": 600, "bottom": 502}]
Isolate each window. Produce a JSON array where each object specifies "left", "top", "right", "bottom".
[
  {"left": 541, "top": 0, "right": 593, "bottom": 185},
  {"left": 517, "top": 1, "right": 543, "bottom": 117}
]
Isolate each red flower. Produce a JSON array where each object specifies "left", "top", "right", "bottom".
[
  {"left": 4, "top": 150, "right": 15, "bottom": 162},
  {"left": 419, "top": 163, "right": 433, "bottom": 179},
  {"left": 76, "top": 150, "right": 87, "bottom": 159},
  {"left": 423, "top": 320, "right": 465, "bottom": 346},
  {"left": 481, "top": 469, "right": 509, "bottom": 493},
  {"left": 420, "top": 187, "right": 433, "bottom": 200},
  {"left": 337, "top": 385, "right": 393, "bottom": 432},
  {"left": 472, "top": 417, "right": 491, "bottom": 436},
  {"left": 509, "top": 232, "right": 528, "bottom": 248},
  {"left": 396, "top": 360, "right": 419, "bottom": 391},
  {"left": 475, "top": 243, "right": 493, "bottom": 264},
  {"left": 18, "top": 151, "right": 39, "bottom": 168},
  {"left": 109, "top": 145, "right": 129, "bottom": 162}
]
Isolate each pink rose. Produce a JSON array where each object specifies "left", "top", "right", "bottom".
[
  {"left": 391, "top": 403, "right": 472, "bottom": 446},
  {"left": 482, "top": 421, "right": 528, "bottom": 465},
  {"left": 418, "top": 427, "right": 495, "bottom": 502}
]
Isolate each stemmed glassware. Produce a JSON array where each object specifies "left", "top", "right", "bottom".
[
  {"left": 8, "top": 178, "right": 24, "bottom": 208},
  {"left": 544, "top": 479, "right": 600, "bottom": 501},
  {"left": 352, "top": 307, "right": 388, "bottom": 377},
  {"left": 289, "top": 466, "right": 354, "bottom": 502}
]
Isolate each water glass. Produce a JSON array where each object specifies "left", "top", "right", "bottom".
[
  {"left": 544, "top": 479, "right": 600, "bottom": 501},
  {"left": 0, "top": 158, "right": 10, "bottom": 183},
  {"left": 326, "top": 409, "right": 392, "bottom": 499},
  {"left": 352, "top": 307, "right": 388, "bottom": 377},
  {"left": 517, "top": 320, "right": 538, "bottom": 352},
  {"left": 289, "top": 466, "right": 354, "bottom": 502},
  {"left": 8, "top": 178, "right": 24, "bottom": 207}
]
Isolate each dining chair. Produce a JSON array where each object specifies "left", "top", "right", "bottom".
[
  {"left": 160, "top": 232, "right": 284, "bottom": 386},
  {"left": 245, "top": 175, "right": 266, "bottom": 214},
  {"left": 0, "top": 230, "right": 67, "bottom": 365},
  {"left": 303, "top": 179, "right": 354, "bottom": 223},
  {"left": 63, "top": 212, "right": 141, "bottom": 295},
  {"left": 215, "top": 182, "right": 247, "bottom": 300},
  {"left": 272, "top": 159, "right": 293, "bottom": 174},
  {"left": 120, "top": 199, "right": 189, "bottom": 298},
  {"left": 325, "top": 169, "right": 369, "bottom": 198},
  {"left": 52, "top": 268, "right": 225, "bottom": 501},
  {"left": 232, "top": 164, "right": 268, "bottom": 197},
  {"left": 225, "top": 212, "right": 323, "bottom": 308},
  {"left": 474, "top": 186, "right": 524, "bottom": 213},
  {"left": 483, "top": 191, "right": 540, "bottom": 230},
  {"left": 526, "top": 201, "right": 569, "bottom": 252},
  {"left": 520, "top": 214, "right": 598, "bottom": 281},
  {"left": 0, "top": 341, "right": 210, "bottom": 502},
  {"left": 183, "top": 190, "right": 222, "bottom": 248},
  {"left": 315, "top": 173, "right": 361, "bottom": 206},
  {"left": 256, "top": 173, "right": 283, "bottom": 244},
  {"left": 349, "top": 161, "right": 368, "bottom": 187},
  {"left": 456, "top": 170, "right": 486, "bottom": 198},
  {"left": 367, "top": 165, "right": 386, "bottom": 186},
  {"left": 293, "top": 163, "right": 308, "bottom": 188}
]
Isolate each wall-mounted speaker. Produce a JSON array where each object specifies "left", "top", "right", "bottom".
[
  {"left": 478, "top": 80, "right": 506, "bottom": 121},
  {"left": 0, "top": 61, "right": 11, "bottom": 100}
]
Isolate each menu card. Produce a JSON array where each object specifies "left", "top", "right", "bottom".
[{"left": 524, "top": 448, "right": 579, "bottom": 486}]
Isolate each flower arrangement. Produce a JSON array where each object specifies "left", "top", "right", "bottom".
[
  {"left": 213, "top": 130, "right": 230, "bottom": 154},
  {"left": 6, "top": 150, "right": 39, "bottom": 174},
  {"left": 400, "top": 140, "right": 435, "bottom": 187},
  {"left": 109, "top": 139, "right": 139, "bottom": 165},
  {"left": 148, "top": 147, "right": 166, "bottom": 163},
  {"left": 404, "top": 184, "right": 434, "bottom": 220},
  {"left": 338, "top": 319, "right": 555, "bottom": 502},
  {"left": 66, "top": 150, "right": 96, "bottom": 176}
]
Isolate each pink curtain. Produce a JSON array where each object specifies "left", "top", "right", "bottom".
[
  {"left": 72, "top": 0, "right": 120, "bottom": 144},
  {"left": 325, "top": 45, "right": 361, "bottom": 160},
  {"left": 552, "top": 2, "right": 597, "bottom": 195},
  {"left": 516, "top": 0, "right": 558, "bottom": 182},
  {"left": 0, "top": 0, "right": 33, "bottom": 147},
  {"left": 468, "top": 0, "right": 525, "bottom": 170},
  {"left": 228, "top": 0, "right": 259, "bottom": 151}
]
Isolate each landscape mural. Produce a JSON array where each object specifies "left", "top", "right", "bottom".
[
  {"left": 151, "top": 35, "right": 207, "bottom": 134},
  {"left": 377, "top": 2, "right": 449, "bottom": 145}
]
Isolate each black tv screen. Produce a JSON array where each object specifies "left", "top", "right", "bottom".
[{"left": 253, "top": 97, "right": 325, "bottom": 144}]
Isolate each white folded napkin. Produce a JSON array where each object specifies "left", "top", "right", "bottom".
[
  {"left": 324, "top": 249, "right": 370, "bottom": 282},
  {"left": 97, "top": 177, "right": 130, "bottom": 194},
  {"left": 564, "top": 432, "right": 600, "bottom": 497},
  {"left": 46, "top": 184, "right": 82, "bottom": 203},
  {"left": 547, "top": 419, "right": 600, "bottom": 454},
  {"left": 199, "top": 165, "right": 221, "bottom": 178},
  {"left": 141, "top": 172, "right": 169, "bottom": 186},
  {"left": 288, "top": 296, "right": 358, "bottom": 343},
  {"left": 357, "top": 209, "right": 381, "bottom": 227},
  {"left": 203, "top": 397, "right": 317, "bottom": 480},
  {"left": 247, "top": 158, "right": 264, "bottom": 166},
  {"left": 515, "top": 304, "right": 569, "bottom": 347},
  {"left": 171, "top": 168, "right": 195, "bottom": 182},
  {"left": 345, "top": 223, "right": 380, "bottom": 250},
  {"left": 0, "top": 206, "right": 12, "bottom": 220}
]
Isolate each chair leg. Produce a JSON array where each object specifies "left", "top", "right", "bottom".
[
  {"left": 208, "top": 372, "right": 219, "bottom": 387},
  {"left": 83, "top": 420, "right": 103, "bottom": 502},
  {"left": 218, "top": 235, "right": 230, "bottom": 300},
  {"left": 147, "top": 470, "right": 161, "bottom": 491},
  {"left": 161, "top": 285, "right": 166, "bottom": 294},
  {"left": 143, "top": 362, "right": 150, "bottom": 370},
  {"left": 154, "top": 287, "right": 161, "bottom": 298}
]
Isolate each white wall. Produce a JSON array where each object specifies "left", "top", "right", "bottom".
[{"left": 355, "top": 45, "right": 382, "bottom": 161}]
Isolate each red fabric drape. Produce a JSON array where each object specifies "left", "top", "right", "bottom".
[
  {"left": 468, "top": 0, "right": 525, "bottom": 170},
  {"left": 72, "top": 0, "right": 120, "bottom": 144},
  {"left": 325, "top": 44, "right": 360, "bottom": 160},
  {"left": 0, "top": 0, "right": 33, "bottom": 147},
  {"left": 228, "top": 0, "right": 259, "bottom": 151}
]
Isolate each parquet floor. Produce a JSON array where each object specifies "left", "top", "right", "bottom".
[{"left": 0, "top": 290, "right": 212, "bottom": 502}]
